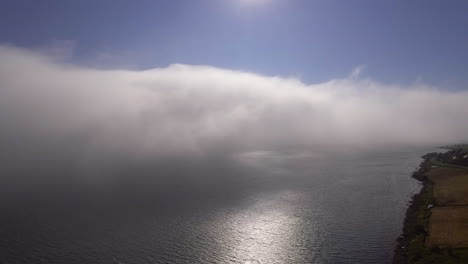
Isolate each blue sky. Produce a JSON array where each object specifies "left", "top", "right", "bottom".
[{"left": 1, "top": 0, "right": 467, "bottom": 88}]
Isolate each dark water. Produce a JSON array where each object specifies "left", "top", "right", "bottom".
[{"left": 0, "top": 147, "right": 432, "bottom": 264}]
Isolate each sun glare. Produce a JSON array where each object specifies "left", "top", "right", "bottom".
[{"left": 238, "top": 0, "right": 271, "bottom": 6}]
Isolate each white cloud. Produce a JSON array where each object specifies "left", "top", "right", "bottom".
[
  {"left": 1, "top": 44, "right": 467, "bottom": 165},
  {"left": 349, "top": 65, "right": 366, "bottom": 79}
]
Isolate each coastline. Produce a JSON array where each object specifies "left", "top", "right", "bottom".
[
  {"left": 393, "top": 148, "right": 468, "bottom": 264},
  {"left": 392, "top": 152, "right": 436, "bottom": 264}
]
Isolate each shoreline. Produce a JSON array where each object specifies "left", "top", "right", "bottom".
[
  {"left": 392, "top": 152, "right": 436, "bottom": 264},
  {"left": 393, "top": 148, "right": 468, "bottom": 264}
]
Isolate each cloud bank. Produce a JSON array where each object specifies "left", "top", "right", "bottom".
[{"left": 0, "top": 45, "right": 468, "bottom": 192}]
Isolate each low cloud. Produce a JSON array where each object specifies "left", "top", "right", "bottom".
[{"left": 0, "top": 45, "right": 468, "bottom": 193}]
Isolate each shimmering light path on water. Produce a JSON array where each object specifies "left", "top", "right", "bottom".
[{"left": 0, "top": 148, "right": 433, "bottom": 263}]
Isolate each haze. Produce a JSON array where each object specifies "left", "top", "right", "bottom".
[
  {"left": 1, "top": 1, "right": 468, "bottom": 263},
  {"left": 1, "top": 45, "right": 468, "bottom": 189}
]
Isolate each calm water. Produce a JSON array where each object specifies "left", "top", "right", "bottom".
[{"left": 0, "top": 147, "right": 433, "bottom": 264}]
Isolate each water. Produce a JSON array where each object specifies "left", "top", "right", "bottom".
[{"left": 0, "top": 147, "right": 432, "bottom": 263}]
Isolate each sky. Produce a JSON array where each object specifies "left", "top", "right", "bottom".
[
  {"left": 1, "top": 1, "right": 468, "bottom": 195},
  {"left": 2, "top": 3, "right": 468, "bottom": 262},
  {"left": 0, "top": 0, "right": 467, "bottom": 88}
]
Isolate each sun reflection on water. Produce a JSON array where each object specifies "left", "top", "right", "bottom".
[{"left": 211, "top": 190, "right": 319, "bottom": 264}]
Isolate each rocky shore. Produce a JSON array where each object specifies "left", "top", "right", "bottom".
[
  {"left": 393, "top": 148, "right": 468, "bottom": 264},
  {"left": 392, "top": 152, "right": 437, "bottom": 264}
]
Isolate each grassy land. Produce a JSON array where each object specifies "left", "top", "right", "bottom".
[
  {"left": 425, "top": 166, "right": 468, "bottom": 205},
  {"left": 398, "top": 155, "right": 468, "bottom": 264},
  {"left": 429, "top": 158, "right": 468, "bottom": 171},
  {"left": 426, "top": 206, "right": 468, "bottom": 248}
]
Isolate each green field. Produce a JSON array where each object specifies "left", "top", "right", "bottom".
[
  {"left": 403, "top": 181, "right": 468, "bottom": 264},
  {"left": 402, "top": 160, "right": 468, "bottom": 264},
  {"left": 426, "top": 206, "right": 468, "bottom": 248},
  {"left": 425, "top": 167, "right": 468, "bottom": 205}
]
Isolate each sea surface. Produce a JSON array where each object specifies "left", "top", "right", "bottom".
[{"left": 0, "top": 147, "right": 435, "bottom": 264}]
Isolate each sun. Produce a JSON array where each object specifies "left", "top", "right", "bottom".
[{"left": 238, "top": 0, "right": 271, "bottom": 6}]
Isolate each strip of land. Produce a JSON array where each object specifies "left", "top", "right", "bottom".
[{"left": 393, "top": 147, "right": 468, "bottom": 264}]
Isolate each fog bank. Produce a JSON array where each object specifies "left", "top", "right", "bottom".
[{"left": 0, "top": 45, "right": 467, "bottom": 191}]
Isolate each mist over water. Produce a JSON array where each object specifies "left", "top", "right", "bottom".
[{"left": 0, "top": 46, "right": 466, "bottom": 263}]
